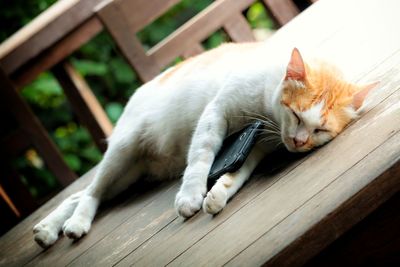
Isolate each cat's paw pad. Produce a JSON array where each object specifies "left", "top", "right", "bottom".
[
  {"left": 33, "top": 223, "right": 59, "bottom": 248},
  {"left": 62, "top": 216, "right": 91, "bottom": 239},
  {"left": 203, "top": 185, "right": 228, "bottom": 215},
  {"left": 175, "top": 190, "right": 205, "bottom": 218}
]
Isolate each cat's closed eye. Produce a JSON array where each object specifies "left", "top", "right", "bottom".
[
  {"left": 313, "top": 128, "right": 329, "bottom": 134},
  {"left": 291, "top": 110, "right": 301, "bottom": 124}
]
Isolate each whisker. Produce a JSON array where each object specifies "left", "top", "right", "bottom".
[
  {"left": 260, "top": 136, "right": 282, "bottom": 143},
  {"left": 243, "top": 111, "right": 280, "bottom": 127},
  {"left": 235, "top": 110, "right": 281, "bottom": 130}
]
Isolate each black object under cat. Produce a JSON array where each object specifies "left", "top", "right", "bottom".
[{"left": 207, "top": 120, "right": 263, "bottom": 189}]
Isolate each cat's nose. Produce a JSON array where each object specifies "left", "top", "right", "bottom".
[{"left": 293, "top": 138, "right": 306, "bottom": 147}]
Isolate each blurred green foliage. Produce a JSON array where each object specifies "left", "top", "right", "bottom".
[{"left": 0, "top": 0, "right": 274, "bottom": 200}]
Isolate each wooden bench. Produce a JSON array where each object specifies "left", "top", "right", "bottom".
[
  {"left": 1, "top": 0, "right": 399, "bottom": 266},
  {"left": 0, "top": 0, "right": 304, "bottom": 221}
]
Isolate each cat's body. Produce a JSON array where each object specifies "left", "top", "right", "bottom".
[
  {"left": 115, "top": 43, "right": 283, "bottom": 180},
  {"left": 33, "top": 42, "right": 375, "bottom": 248}
]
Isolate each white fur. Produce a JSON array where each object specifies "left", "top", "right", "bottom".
[
  {"left": 301, "top": 101, "right": 324, "bottom": 127},
  {"left": 33, "top": 44, "right": 350, "bottom": 247}
]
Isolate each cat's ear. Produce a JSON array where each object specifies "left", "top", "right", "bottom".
[
  {"left": 285, "top": 48, "right": 306, "bottom": 81},
  {"left": 352, "top": 81, "right": 379, "bottom": 111}
]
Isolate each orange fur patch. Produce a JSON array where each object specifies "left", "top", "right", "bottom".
[
  {"left": 282, "top": 61, "right": 359, "bottom": 133},
  {"left": 222, "top": 174, "right": 234, "bottom": 188},
  {"left": 158, "top": 59, "right": 191, "bottom": 84}
]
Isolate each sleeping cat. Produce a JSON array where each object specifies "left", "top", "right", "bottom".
[{"left": 33, "top": 43, "right": 376, "bottom": 248}]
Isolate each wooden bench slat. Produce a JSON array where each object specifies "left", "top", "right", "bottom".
[
  {"left": 0, "top": 68, "right": 77, "bottom": 188},
  {"left": 61, "top": 182, "right": 179, "bottom": 267},
  {"left": 182, "top": 43, "right": 205, "bottom": 59},
  {"left": 112, "top": 0, "right": 182, "bottom": 33},
  {"left": 23, "top": 182, "right": 176, "bottom": 266},
  {"left": 97, "top": 2, "right": 161, "bottom": 82},
  {"left": 1, "top": 129, "right": 31, "bottom": 156},
  {"left": 148, "top": 0, "right": 257, "bottom": 68},
  {"left": 0, "top": 0, "right": 79, "bottom": 60},
  {"left": 0, "top": 0, "right": 104, "bottom": 76},
  {"left": 262, "top": 0, "right": 300, "bottom": 26},
  {"left": 223, "top": 13, "right": 256, "bottom": 43},
  {"left": 12, "top": 17, "right": 103, "bottom": 89},
  {"left": 52, "top": 61, "right": 113, "bottom": 153},
  {"left": 0, "top": 153, "right": 37, "bottom": 217},
  {"left": 245, "top": 129, "right": 400, "bottom": 267}
]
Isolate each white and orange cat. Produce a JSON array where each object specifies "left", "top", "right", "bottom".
[{"left": 33, "top": 43, "right": 375, "bottom": 248}]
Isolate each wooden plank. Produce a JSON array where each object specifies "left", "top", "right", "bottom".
[
  {"left": 236, "top": 135, "right": 400, "bottom": 267},
  {"left": 0, "top": 0, "right": 79, "bottom": 60},
  {"left": 304, "top": 193, "right": 400, "bottom": 267},
  {"left": 148, "top": 0, "right": 257, "bottom": 68},
  {"left": 0, "top": 185, "right": 20, "bottom": 218},
  {"left": 0, "top": 151, "right": 37, "bottom": 217},
  {"left": 262, "top": 0, "right": 300, "bottom": 26},
  {"left": 52, "top": 61, "right": 113, "bottom": 153},
  {"left": 97, "top": 2, "right": 161, "bottom": 82},
  {"left": 0, "top": 0, "right": 104, "bottom": 76},
  {"left": 223, "top": 13, "right": 256, "bottom": 42},
  {"left": 116, "top": 154, "right": 305, "bottom": 267},
  {"left": 12, "top": 17, "right": 103, "bottom": 89},
  {"left": 0, "top": 67, "right": 76, "bottom": 187},
  {"left": 182, "top": 43, "right": 205, "bottom": 59},
  {"left": 64, "top": 183, "right": 179, "bottom": 266},
  {"left": 23, "top": 181, "right": 177, "bottom": 267},
  {"left": 2, "top": 129, "right": 31, "bottom": 156},
  {"left": 111, "top": 0, "right": 182, "bottom": 33},
  {"left": 169, "top": 77, "right": 400, "bottom": 266}
]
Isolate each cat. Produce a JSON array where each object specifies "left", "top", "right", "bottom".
[{"left": 33, "top": 43, "right": 376, "bottom": 248}]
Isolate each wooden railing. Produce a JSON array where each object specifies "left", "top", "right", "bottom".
[{"left": 0, "top": 0, "right": 314, "bottom": 228}]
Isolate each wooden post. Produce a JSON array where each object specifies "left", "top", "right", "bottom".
[{"left": 0, "top": 67, "right": 76, "bottom": 187}]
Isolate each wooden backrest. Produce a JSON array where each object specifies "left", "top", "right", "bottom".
[{"left": 96, "top": 0, "right": 300, "bottom": 82}]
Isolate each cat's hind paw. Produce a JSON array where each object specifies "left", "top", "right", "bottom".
[
  {"left": 62, "top": 216, "right": 91, "bottom": 239},
  {"left": 203, "top": 185, "right": 228, "bottom": 215},
  {"left": 33, "top": 223, "right": 59, "bottom": 248}
]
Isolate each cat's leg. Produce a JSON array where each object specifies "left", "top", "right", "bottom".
[
  {"left": 203, "top": 145, "right": 265, "bottom": 214},
  {"left": 33, "top": 191, "right": 82, "bottom": 248},
  {"left": 175, "top": 102, "right": 227, "bottom": 218},
  {"left": 33, "top": 161, "right": 143, "bottom": 247},
  {"left": 62, "top": 134, "right": 143, "bottom": 240}
]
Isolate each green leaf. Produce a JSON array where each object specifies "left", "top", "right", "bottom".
[
  {"left": 109, "top": 58, "right": 135, "bottom": 83},
  {"left": 72, "top": 59, "right": 108, "bottom": 76},
  {"left": 22, "top": 72, "right": 65, "bottom": 108},
  {"left": 106, "top": 102, "right": 124, "bottom": 123},
  {"left": 246, "top": 2, "right": 275, "bottom": 29},
  {"left": 63, "top": 154, "right": 82, "bottom": 171},
  {"left": 80, "top": 146, "right": 102, "bottom": 162}
]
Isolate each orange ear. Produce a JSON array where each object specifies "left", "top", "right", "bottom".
[
  {"left": 285, "top": 48, "right": 306, "bottom": 81},
  {"left": 352, "top": 81, "right": 379, "bottom": 110}
]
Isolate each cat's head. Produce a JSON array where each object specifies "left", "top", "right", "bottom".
[{"left": 278, "top": 48, "right": 377, "bottom": 153}]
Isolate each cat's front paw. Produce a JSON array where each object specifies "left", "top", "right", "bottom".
[
  {"left": 33, "top": 223, "right": 59, "bottom": 248},
  {"left": 203, "top": 184, "right": 228, "bottom": 215},
  {"left": 175, "top": 186, "right": 205, "bottom": 218},
  {"left": 62, "top": 216, "right": 91, "bottom": 239}
]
